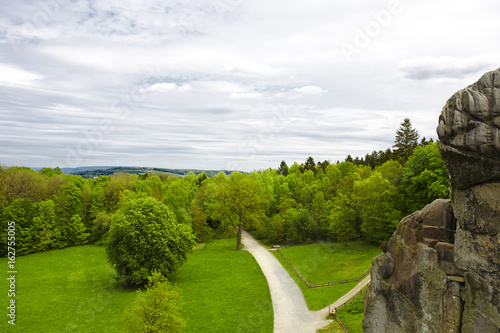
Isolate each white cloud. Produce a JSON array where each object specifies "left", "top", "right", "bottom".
[
  {"left": 399, "top": 55, "right": 497, "bottom": 80},
  {"left": 293, "top": 86, "right": 324, "bottom": 94},
  {"left": 0, "top": 63, "right": 43, "bottom": 86},
  {"left": 229, "top": 92, "right": 263, "bottom": 100},
  {"left": 145, "top": 83, "right": 177, "bottom": 93},
  {"left": 1, "top": 0, "right": 500, "bottom": 171}
]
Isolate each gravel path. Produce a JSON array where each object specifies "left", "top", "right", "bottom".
[{"left": 241, "top": 231, "right": 331, "bottom": 333}]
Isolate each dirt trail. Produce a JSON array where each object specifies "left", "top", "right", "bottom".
[{"left": 242, "top": 231, "right": 371, "bottom": 332}]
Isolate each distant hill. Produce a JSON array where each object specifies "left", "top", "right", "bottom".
[
  {"left": 31, "top": 166, "right": 116, "bottom": 174},
  {"left": 67, "top": 166, "right": 233, "bottom": 178}
]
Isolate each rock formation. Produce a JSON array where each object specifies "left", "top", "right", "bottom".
[{"left": 363, "top": 68, "right": 500, "bottom": 332}]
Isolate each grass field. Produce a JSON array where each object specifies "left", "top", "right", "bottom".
[
  {"left": 171, "top": 238, "right": 273, "bottom": 333},
  {"left": 318, "top": 291, "right": 366, "bottom": 333},
  {"left": 273, "top": 241, "right": 380, "bottom": 311},
  {"left": 337, "top": 291, "right": 365, "bottom": 333},
  {"left": 0, "top": 239, "right": 273, "bottom": 333}
]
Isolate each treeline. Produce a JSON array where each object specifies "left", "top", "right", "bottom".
[
  {"left": 70, "top": 166, "right": 231, "bottom": 178},
  {"left": 0, "top": 119, "right": 450, "bottom": 256}
]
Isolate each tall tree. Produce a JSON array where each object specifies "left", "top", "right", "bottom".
[
  {"left": 206, "top": 172, "right": 267, "bottom": 250},
  {"left": 393, "top": 118, "right": 420, "bottom": 164},
  {"left": 304, "top": 156, "right": 316, "bottom": 173},
  {"left": 277, "top": 161, "right": 289, "bottom": 176}
]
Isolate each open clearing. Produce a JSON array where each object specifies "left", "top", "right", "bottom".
[
  {"left": 272, "top": 241, "right": 380, "bottom": 311},
  {"left": 0, "top": 239, "right": 272, "bottom": 332}
]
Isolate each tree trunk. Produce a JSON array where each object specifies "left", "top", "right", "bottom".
[{"left": 236, "top": 217, "right": 243, "bottom": 250}]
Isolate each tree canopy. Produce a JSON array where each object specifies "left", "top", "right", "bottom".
[
  {"left": 205, "top": 172, "right": 267, "bottom": 250},
  {"left": 106, "top": 197, "right": 196, "bottom": 284},
  {"left": 0, "top": 119, "right": 451, "bottom": 257}
]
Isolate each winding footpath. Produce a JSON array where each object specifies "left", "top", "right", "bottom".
[
  {"left": 241, "top": 231, "right": 330, "bottom": 332},
  {"left": 242, "top": 231, "right": 371, "bottom": 333}
]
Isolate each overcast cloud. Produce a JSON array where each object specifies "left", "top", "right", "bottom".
[{"left": 0, "top": 0, "right": 499, "bottom": 172}]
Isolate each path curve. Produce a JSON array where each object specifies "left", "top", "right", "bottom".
[
  {"left": 242, "top": 231, "right": 331, "bottom": 333},
  {"left": 316, "top": 274, "right": 371, "bottom": 318}
]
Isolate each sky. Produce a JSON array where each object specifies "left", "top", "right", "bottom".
[{"left": 0, "top": 0, "right": 499, "bottom": 172}]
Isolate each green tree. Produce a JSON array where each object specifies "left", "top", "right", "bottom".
[
  {"left": 62, "top": 214, "right": 89, "bottom": 247},
  {"left": 1, "top": 198, "right": 34, "bottom": 255},
  {"left": 304, "top": 156, "right": 316, "bottom": 173},
  {"left": 106, "top": 197, "right": 196, "bottom": 284},
  {"left": 400, "top": 142, "right": 450, "bottom": 214},
  {"left": 277, "top": 160, "right": 289, "bottom": 176},
  {"left": 393, "top": 118, "right": 420, "bottom": 164},
  {"left": 328, "top": 194, "right": 360, "bottom": 244},
  {"left": 53, "top": 182, "right": 82, "bottom": 228},
  {"left": 162, "top": 175, "right": 197, "bottom": 226},
  {"left": 125, "top": 272, "right": 184, "bottom": 333},
  {"left": 38, "top": 167, "right": 63, "bottom": 178},
  {"left": 353, "top": 172, "right": 401, "bottom": 244},
  {"left": 206, "top": 172, "right": 267, "bottom": 250},
  {"left": 31, "top": 200, "right": 59, "bottom": 252},
  {"left": 90, "top": 211, "right": 111, "bottom": 243}
]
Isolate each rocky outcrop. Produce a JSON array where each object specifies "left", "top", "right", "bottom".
[
  {"left": 364, "top": 68, "right": 500, "bottom": 333},
  {"left": 363, "top": 199, "right": 463, "bottom": 332}
]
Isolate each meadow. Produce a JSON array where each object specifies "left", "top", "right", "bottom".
[
  {"left": 0, "top": 239, "right": 273, "bottom": 333},
  {"left": 273, "top": 241, "right": 380, "bottom": 311},
  {"left": 317, "top": 291, "right": 366, "bottom": 333}
]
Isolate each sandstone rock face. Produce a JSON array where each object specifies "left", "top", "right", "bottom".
[
  {"left": 363, "top": 199, "right": 462, "bottom": 333},
  {"left": 364, "top": 69, "right": 500, "bottom": 333},
  {"left": 437, "top": 68, "right": 500, "bottom": 190}
]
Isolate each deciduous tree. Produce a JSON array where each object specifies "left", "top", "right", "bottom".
[
  {"left": 206, "top": 172, "right": 267, "bottom": 250},
  {"left": 106, "top": 197, "right": 195, "bottom": 284},
  {"left": 125, "top": 272, "right": 184, "bottom": 333}
]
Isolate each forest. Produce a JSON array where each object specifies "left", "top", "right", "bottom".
[{"left": 0, "top": 119, "right": 450, "bottom": 256}]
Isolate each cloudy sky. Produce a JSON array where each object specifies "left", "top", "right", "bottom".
[{"left": 1, "top": 0, "right": 499, "bottom": 172}]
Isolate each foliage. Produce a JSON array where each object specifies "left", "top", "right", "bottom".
[
  {"left": 125, "top": 272, "right": 185, "bottom": 333},
  {"left": 400, "top": 143, "right": 450, "bottom": 214},
  {"left": 106, "top": 197, "right": 196, "bottom": 285},
  {"left": 353, "top": 172, "right": 401, "bottom": 244},
  {"left": 205, "top": 172, "right": 267, "bottom": 249},
  {"left": 0, "top": 119, "right": 450, "bottom": 256}
]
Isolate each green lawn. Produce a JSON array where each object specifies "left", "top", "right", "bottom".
[
  {"left": 273, "top": 241, "right": 380, "bottom": 311},
  {"left": 336, "top": 291, "right": 365, "bottom": 333},
  {"left": 170, "top": 238, "right": 273, "bottom": 333},
  {"left": 0, "top": 239, "right": 273, "bottom": 333},
  {"left": 317, "top": 291, "right": 365, "bottom": 333}
]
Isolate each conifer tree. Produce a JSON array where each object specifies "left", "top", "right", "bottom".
[{"left": 393, "top": 118, "right": 420, "bottom": 164}]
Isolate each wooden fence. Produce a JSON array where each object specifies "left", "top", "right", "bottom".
[
  {"left": 276, "top": 248, "right": 370, "bottom": 288},
  {"left": 336, "top": 314, "right": 350, "bottom": 333}
]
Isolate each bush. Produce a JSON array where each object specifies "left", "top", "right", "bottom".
[{"left": 125, "top": 272, "right": 185, "bottom": 333}]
